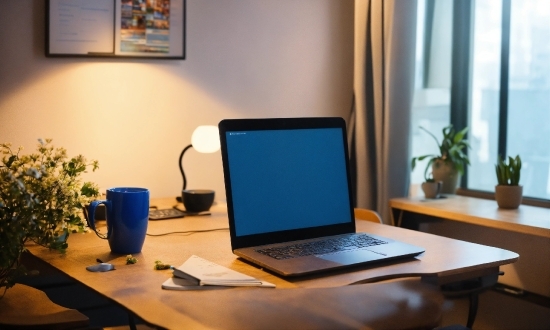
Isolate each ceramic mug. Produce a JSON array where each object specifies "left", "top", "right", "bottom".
[
  {"left": 421, "top": 181, "right": 442, "bottom": 199},
  {"left": 87, "top": 187, "right": 149, "bottom": 254}
]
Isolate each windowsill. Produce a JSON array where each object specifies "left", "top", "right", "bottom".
[{"left": 456, "top": 188, "right": 550, "bottom": 209}]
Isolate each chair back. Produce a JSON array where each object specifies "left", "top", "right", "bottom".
[{"left": 354, "top": 208, "right": 383, "bottom": 224}]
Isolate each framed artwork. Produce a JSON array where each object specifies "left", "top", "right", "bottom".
[{"left": 46, "top": 0, "right": 185, "bottom": 59}]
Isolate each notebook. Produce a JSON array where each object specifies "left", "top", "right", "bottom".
[{"left": 218, "top": 117, "right": 424, "bottom": 277}]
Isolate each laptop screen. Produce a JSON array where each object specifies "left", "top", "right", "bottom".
[{"left": 224, "top": 126, "right": 352, "bottom": 237}]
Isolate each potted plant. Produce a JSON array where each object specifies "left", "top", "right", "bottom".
[
  {"left": 0, "top": 139, "right": 99, "bottom": 295},
  {"left": 495, "top": 155, "right": 522, "bottom": 209},
  {"left": 411, "top": 124, "right": 470, "bottom": 194},
  {"left": 420, "top": 172, "right": 442, "bottom": 199}
]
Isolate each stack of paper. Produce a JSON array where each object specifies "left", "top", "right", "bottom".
[{"left": 162, "top": 255, "right": 275, "bottom": 290}]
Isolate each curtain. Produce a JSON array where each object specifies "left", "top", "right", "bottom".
[{"left": 352, "top": 0, "right": 418, "bottom": 224}]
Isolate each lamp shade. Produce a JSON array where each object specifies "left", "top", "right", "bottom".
[{"left": 191, "top": 125, "right": 220, "bottom": 153}]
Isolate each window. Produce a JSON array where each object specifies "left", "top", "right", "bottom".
[{"left": 411, "top": 0, "right": 550, "bottom": 202}]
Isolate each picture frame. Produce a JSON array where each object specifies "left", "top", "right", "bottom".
[{"left": 46, "top": 0, "right": 185, "bottom": 59}]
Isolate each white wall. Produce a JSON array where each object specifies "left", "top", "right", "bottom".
[{"left": 0, "top": 0, "right": 354, "bottom": 201}]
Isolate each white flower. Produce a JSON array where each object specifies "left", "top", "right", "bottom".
[{"left": 26, "top": 168, "right": 42, "bottom": 179}]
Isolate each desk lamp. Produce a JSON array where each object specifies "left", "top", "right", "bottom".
[{"left": 178, "top": 125, "right": 220, "bottom": 212}]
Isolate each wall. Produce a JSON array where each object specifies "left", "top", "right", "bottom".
[{"left": 0, "top": 0, "right": 354, "bottom": 201}]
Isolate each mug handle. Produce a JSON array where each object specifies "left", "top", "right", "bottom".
[{"left": 87, "top": 200, "right": 111, "bottom": 239}]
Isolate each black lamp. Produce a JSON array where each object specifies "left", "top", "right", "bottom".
[{"left": 177, "top": 125, "right": 220, "bottom": 212}]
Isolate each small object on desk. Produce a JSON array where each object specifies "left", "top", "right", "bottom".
[
  {"left": 149, "top": 208, "right": 186, "bottom": 220},
  {"left": 154, "top": 260, "right": 172, "bottom": 270},
  {"left": 126, "top": 254, "right": 138, "bottom": 264},
  {"left": 173, "top": 205, "right": 211, "bottom": 216},
  {"left": 183, "top": 210, "right": 211, "bottom": 216},
  {"left": 86, "top": 263, "right": 115, "bottom": 272},
  {"left": 162, "top": 255, "right": 275, "bottom": 289}
]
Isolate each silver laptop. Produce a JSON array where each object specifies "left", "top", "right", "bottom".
[{"left": 218, "top": 117, "right": 424, "bottom": 277}]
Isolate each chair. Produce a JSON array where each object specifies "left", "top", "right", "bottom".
[
  {"left": 0, "top": 283, "right": 90, "bottom": 330},
  {"left": 354, "top": 208, "right": 383, "bottom": 224}
]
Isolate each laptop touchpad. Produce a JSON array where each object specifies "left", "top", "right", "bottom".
[{"left": 317, "top": 249, "right": 385, "bottom": 265}]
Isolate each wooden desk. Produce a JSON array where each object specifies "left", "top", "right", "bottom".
[
  {"left": 24, "top": 198, "right": 518, "bottom": 329},
  {"left": 389, "top": 195, "right": 550, "bottom": 297}
]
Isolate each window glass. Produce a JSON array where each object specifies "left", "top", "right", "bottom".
[
  {"left": 467, "top": 0, "right": 502, "bottom": 192},
  {"left": 506, "top": 0, "right": 550, "bottom": 199},
  {"left": 410, "top": 0, "right": 452, "bottom": 196}
]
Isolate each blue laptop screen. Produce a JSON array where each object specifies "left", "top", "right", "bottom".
[{"left": 226, "top": 128, "right": 352, "bottom": 237}]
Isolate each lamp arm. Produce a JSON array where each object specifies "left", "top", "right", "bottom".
[{"left": 179, "top": 144, "right": 193, "bottom": 191}]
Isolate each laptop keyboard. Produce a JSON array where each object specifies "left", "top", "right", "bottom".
[{"left": 255, "top": 234, "right": 388, "bottom": 260}]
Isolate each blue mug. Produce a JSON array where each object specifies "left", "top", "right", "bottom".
[{"left": 88, "top": 187, "right": 149, "bottom": 254}]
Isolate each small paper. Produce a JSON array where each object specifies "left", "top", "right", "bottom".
[
  {"left": 161, "top": 277, "right": 205, "bottom": 291},
  {"left": 166, "top": 255, "right": 275, "bottom": 288}
]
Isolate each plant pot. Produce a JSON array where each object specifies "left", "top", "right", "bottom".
[
  {"left": 495, "top": 185, "right": 523, "bottom": 209},
  {"left": 421, "top": 181, "right": 442, "bottom": 199},
  {"left": 432, "top": 159, "right": 460, "bottom": 194}
]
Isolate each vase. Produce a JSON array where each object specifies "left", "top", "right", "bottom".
[
  {"left": 421, "top": 181, "right": 442, "bottom": 199},
  {"left": 432, "top": 159, "right": 460, "bottom": 194},
  {"left": 495, "top": 185, "right": 523, "bottom": 209}
]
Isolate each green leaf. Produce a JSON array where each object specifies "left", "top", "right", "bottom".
[
  {"left": 453, "top": 127, "right": 469, "bottom": 144},
  {"left": 6, "top": 155, "right": 17, "bottom": 168},
  {"left": 495, "top": 154, "right": 522, "bottom": 185},
  {"left": 412, "top": 124, "right": 470, "bottom": 179},
  {"left": 81, "top": 182, "right": 99, "bottom": 197}
]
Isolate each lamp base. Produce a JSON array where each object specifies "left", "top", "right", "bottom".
[{"left": 181, "top": 189, "right": 215, "bottom": 212}]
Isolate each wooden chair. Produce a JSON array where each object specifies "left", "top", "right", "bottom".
[
  {"left": 0, "top": 283, "right": 90, "bottom": 330},
  {"left": 354, "top": 208, "right": 383, "bottom": 224}
]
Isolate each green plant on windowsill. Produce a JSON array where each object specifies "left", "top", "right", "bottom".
[
  {"left": 494, "top": 155, "right": 522, "bottom": 209},
  {"left": 495, "top": 155, "right": 522, "bottom": 186},
  {"left": 411, "top": 124, "right": 470, "bottom": 193},
  {"left": 0, "top": 139, "right": 100, "bottom": 296}
]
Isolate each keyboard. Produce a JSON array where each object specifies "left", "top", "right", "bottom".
[{"left": 256, "top": 234, "right": 388, "bottom": 260}]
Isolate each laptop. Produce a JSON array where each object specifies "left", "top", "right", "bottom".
[{"left": 218, "top": 117, "right": 424, "bottom": 277}]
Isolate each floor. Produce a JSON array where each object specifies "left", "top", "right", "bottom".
[{"left": 440, "top": 288, "right": 550, "bottom": 330}]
